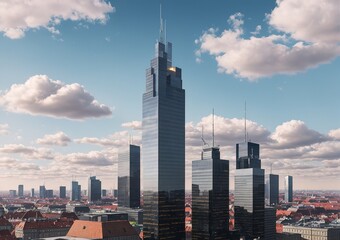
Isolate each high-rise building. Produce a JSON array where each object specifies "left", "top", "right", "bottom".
[
  {"left": 88, "top": 176, "right": 101, "bottom": 202},
  {"left": 192, "top": 147, "right": 229, "bottom": 239},
  {"left": 264, "top": 207, "right": 276, "bottom": 240},
  {"left": 9, "top": 190, "right": 16, "bottom": 197},
  {"left": 234, "top": 141, "right": 265, "bottom": 240},
  {"left": 265, "top": 174, "right": 279, "bottom": 205},
  {"left": 46, "top": 189, "right": 53, "bottom": 198},
  {"left": 284, "top": 175, "right": 293, "bottom": 202},
  {"left": 18, "top": 184, "right": 24, "bottom": 197},
  {"left": 31, "top": 188, "right": 34, "bottom": 198},
  {"left": 60, "top": 186, "right": 66, "bottom": 199},
  {"left": 118, "top": 144, "right": 140, "bottom": 208},
  {"left": 71, "top": 181, "right": 81, "bottom": 201},
  {"left": 39, "top": 185, "right": 46, "bottom": 199},
  {"left": 142, "top": 14, "right": 185, "bottom": 240},
  {"left": 102, "top": 189, "right": 107, "bottom": 197}
]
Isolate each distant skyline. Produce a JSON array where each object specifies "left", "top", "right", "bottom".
[{"left": 0, "top": 0, "right": 339, "bottom": 191}]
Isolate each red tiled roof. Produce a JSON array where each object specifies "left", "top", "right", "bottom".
[
  {"left": 67, "top": 220, "right": 138, "bottom": 239},
  {"left": 0, "top": 230, "right": 16, "bottom": 240},
  {"left": 0, "top": 218, "right": 11, "bottom": 227},
  {"left": 15, "top": 220, "right": 73, "bottom": 230}
]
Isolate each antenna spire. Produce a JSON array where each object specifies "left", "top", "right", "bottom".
[
  {"left": 159, "top": 4, "right": 165, "bottom": 43},
  {"left": 244, "top": 101, "right": 247, "bottom": 143},
  {"left": 212, "top": 108, "right": 215, "bottom": 147}
]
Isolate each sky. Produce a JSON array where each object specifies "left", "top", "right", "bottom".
[{"left": 0, "top": 0, "right": 339, "bottom": 192}]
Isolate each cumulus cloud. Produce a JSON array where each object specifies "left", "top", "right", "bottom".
[
  {"left": 37, "top": 132, "right": 71, "bottom": 146},
  {"left": 196, "top": 0, "right": 340, "bottom": 80},
  {"left": 0, "top": 144, "right": 54, "bottom": 159},
  {"left": 0, "top": 75, "right": 112, "bottom": 119},
  {"left": 269, "top": 0, "right": 340, "bottom": 44},
  {"left": 270, "top": 120, "right": 328, "bottom": 148},
  {"left": 122, "top": 121, "right": 142, "bottom": 130},
  {"left": 0, "top": 0, "right": 114, "bottom": 39},
  {"left": 0, "top": 124, "right": 9, "bottom": 135},
  {"left": 329, "top": 128, "right": 340, "bottom": 140},
  {"left": 75, "top": 131, "right": 141, "bottom": 147},
  {"left": 56, "top": 150, "right": 114, "bottom": 166}
]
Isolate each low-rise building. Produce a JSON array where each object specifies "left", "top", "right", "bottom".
[{"left": 283, "top": 225, "right": 340, "bottom": 240}]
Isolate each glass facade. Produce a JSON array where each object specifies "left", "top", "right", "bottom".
[
  {"left": 88, "top": 176, "right": 101, "bottom": 202},
  {"left": 142, "top": 39, "right": 185, "bottom": 239},
  {"left": 265, "top": 174, "right": 279, "bottom": 205},
  {"left": 71, "top": 181, "right": 81, "bottom": 201},
  {"left": 59, "top": 186, "right": 66, "bottom": 199},
  {"left": 192, "top": 147, "right": 229, "bottom": 240},
  {"left": 18, "top": 185, "right": 24, "bottom": 197},
  {"left": 235, "top": 141, "right": 265, "bottom": 239},
  {"left": 284, "top": 175, "right": 293, "bottom": 202},
  {"left": 118, "top": 144, "right": 141, "bottom": 208}
]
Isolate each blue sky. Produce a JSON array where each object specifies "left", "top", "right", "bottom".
[{"left": 0, "top": 0, "right": 339, "bottom": 192}]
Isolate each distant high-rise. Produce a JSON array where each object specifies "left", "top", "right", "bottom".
[
  {"left": 31, "top": 188, "right": 34, "bottom": 198},
  {"left": 285, "top": 176, "right": 293, "bottom": 202},
  {"left": 265, "top": 174, "right": 279, "bottom": 205},
  {"left": 39, "top": 185, "right": 46, "bottom": 199},
  {"left": 45, "top": 189, "right": 53, "bottom": 198},
  {"left": 71, "top": 181, "right": 81, "bottom": 201},
  {"left": 234, "top": 141, "right": 265, "bottom": 239},
  {"left": 192, "top": 147, "right": 229, "bottom": 239},
  {"left": 60, "top": 186, "right": 66, "bottom": 199},
  {"left": 18, "top": 184, "right": 24, "bottom": 197},
  {"left": 264, "top": 207, "right": 276, "bottom": 240},
  {"left": 142, "top": 13, "right": 185, "bottom": 240},
  {"left": 88, "top": 176, "right": 101, "bottom": 202},
  {"left": 102, "top": 189, "right": 107, "bottom": 197},
  {"left": 9, "top": 190, "right": 16, "bottom": 198},
  {"left": 118, "top": 144, "right": 140, "bottom": 208}
]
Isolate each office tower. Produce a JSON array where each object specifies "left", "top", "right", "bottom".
[
  {"left": 71, "top": 181, "right": 81, "bottom": 201},
  {"left": 39, "top": 185, "right": 46, "bottom": 199},
  {"left": 88, "top": 176, "right": 101, "bottom": 202},
  {"left": 265, "top": 174, "right": 279, "bottom": 205},
  {"left": 78, "top": 185, "right": 82, "bottom": 201},
  {"left": 31, "top": 188, "right": 34, "bottom": 198},
  {"left": 142, "top": 14, "right": 185, "bottom": 240},
  {"left": 18, "top": 184, "right": 24, "bottom": 197},
  {"left": 102, "top": 189, "right": 107, "bottom": 197},
  {"left": 9, "top": 190, "right": 16, "bottom": 197},
  {"left": 234, "top": 141, "right": 265, "bottom": 239},
  {"left": 46, "top": 189, "right": 53, "bottom": 198},
  {"left": 60, "top": 186, "right": 66, "bottom": 199},
  {"left": 284, "top": 176, "right": 293, "bottom": 202},
  {"left": 264, "top": 207, "right": 276, "bottom": 240},
  {"left": 192, "top": 147, "right": 229, "bottom": 239},
  {"left": 118, "top": 144, "right": 141, "bottom": 208}
]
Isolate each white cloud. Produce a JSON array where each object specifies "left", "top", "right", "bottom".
[
  {"left": 56, "top": 150, "right": 114, "bottom": 166},
  {"left": 196, "top": 0, "right": 340, "bottom": 80},
  {"left": 121, "top": 121, "right": 142, "bottom": 130},
  {"left": 37, "top": 131, "right": 71, "bottom": 146},
  {"left": 269, "top": 0, "right": 340, "bottom": 44},
  {"left": 329, "top": 128, "right": 340, "bottom": 140},
  {"left": 0, "top": 144, "right": 54, "bottom": 160},
  {"left": 0, "top": 0, "right": 114, "bottom": 39},
  {"left": 75, "top": 131, "right": 141, "bottom": 147},
  {"left": 196, "top": 27, "right": 339, "bottom": 80},
  {"left": 0, "top": 124, "right": 9, "bottom": 135},
  {"left": 0, "top": 75, "right": 112, "bottom": 119},
  {"left": 270, "top": 120, "right": 328, "bottom": 148}
]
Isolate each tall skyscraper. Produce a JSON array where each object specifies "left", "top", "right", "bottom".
[
  {"left": 265, "top": 174, "right": 279, "bottom": 205},
  {"left": 60, "top": 186, "right": 66, "bottom": 199},
  {"left": 71, "top": 181, "right": 81, "bottom": 201},
  {"left": 88, "top": 176, "right": 101, "bottom": 202},
  {"left": 142, "top": 13, "right": 185, "bottom": 240},
  {"left": 31, "top": 188, "right": 34, "bottom": 198},
  {"left": 234, "top": 141, "right": 265, "bottom": 239},
  {"left": 118, "top": 144, "right": 141, "bottom": 208},
  {"left": 285, "top": 175, "right": 293, "bottom": 202},
  {"left": 39, "top": 185, "right": 46, "bottom": 199},
  {"left": 192, "top": 147, "right": 229, "bottom": 239},
  {"left": 18, "top": 184, "right": 24, "bottom": 197}
]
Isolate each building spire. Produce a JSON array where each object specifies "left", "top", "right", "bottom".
[
  {"left": 244, "top": 101, "right": 247, "bottom": 143},
  {"left": 212, "top": 108, "right": 215, "bottom": 147},
  {"left": 159, "top": 4, "right": 165, "bottom": 43}
]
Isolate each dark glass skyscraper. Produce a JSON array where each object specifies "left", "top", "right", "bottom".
[
  {"left": 60, "top": 186, "right": 66, "bottom": 199},
  {"left": 284, "top": 175, "right": 293, "bottom": 202},
  {"left": 88, "top": 176, "right": 101, "bottom": 202},
  {"left": 142, "top": 16, "right": 185, "bottom": 240},
  {"left": 234, "top": 141, "right": 265, "bottom": 240},
  {"left": 118, "top": 144, "right": 141, "bottom": 208},
  {"left": 265, "top": 174, "right": 279, "bottom": 205},
  {"left": 18, "top": 184, "right": 24, "bottom": 197},
  {"left": 192, "top": 147, "right": 229, "bottom": 240},
  {"left": 71, "top": 181, "right": 81, "bottom": 201}
]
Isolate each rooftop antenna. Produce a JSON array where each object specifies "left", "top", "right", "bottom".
[
  {"left": 159, "top": 4, "right": 165, "bottom": 43},
  {"left": 212, "top": 108, "right": 215, "bottom": 147},
  {"left": 244, "top": 101, "right": 247, "bottom": 143},
  {"left": 201, "top": 125, "right": 208, "bottom": 148}
]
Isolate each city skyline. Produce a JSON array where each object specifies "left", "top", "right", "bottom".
[{"left": 0, "top": 0, "right": 340, "bottom": 191}]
